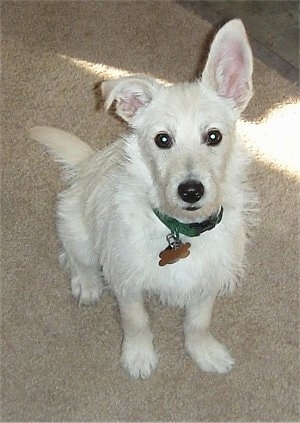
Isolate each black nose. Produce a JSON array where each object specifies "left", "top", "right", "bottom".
[{"left": 178, "top": 180, "right": 204, "bottom": 203}]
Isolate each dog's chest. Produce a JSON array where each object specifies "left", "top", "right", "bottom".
[
  {"left": 104, "top": 212, "right": 240, "bottom": 305},
  {"left": 138, "top": 233, "right": 226, "bottom": 305}
]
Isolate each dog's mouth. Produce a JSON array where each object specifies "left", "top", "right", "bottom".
[
  {"left": 173, "top": 200, "right": 222, "bottom": 223},
  {"left": 185, "top": 206, "right": 200, "bottom": 211}
]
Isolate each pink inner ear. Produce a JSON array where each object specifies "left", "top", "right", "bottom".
[
  {"left": 215, "top": 39, "right": 249, "bottom": 104},
  {"left": 120, "top": 95, "right": 146, "bottom": 117}
]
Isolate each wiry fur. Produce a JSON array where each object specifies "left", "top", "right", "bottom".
[{"left": 29, "top": 19, "right": 255, "bottom": 378}]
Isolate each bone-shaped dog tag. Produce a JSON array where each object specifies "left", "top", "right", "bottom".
[{"left": 159, "top": 233, "right": 191, "bottom": 266}]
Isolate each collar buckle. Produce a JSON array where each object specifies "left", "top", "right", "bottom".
[{"left": 189, "top": 206, "right": 223, "bottom": 235}]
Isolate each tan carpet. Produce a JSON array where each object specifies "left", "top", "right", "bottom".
[{"left": 1, "top": 1, "right": 299, "bottom": 421}]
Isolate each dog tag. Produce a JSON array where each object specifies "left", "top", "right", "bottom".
[{"left": 159, "top": 233, "right": 191, "bottom": 266}]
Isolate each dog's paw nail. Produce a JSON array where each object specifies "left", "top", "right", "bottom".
[
  {"left": 186, "top": 335, "right": 234, "bottom": 374},
  {"left": 121, "top": 346, "right": 159, "bottom": 379},
  {"left": 71, "top": 277, "right": 103, "bottom": 306}
]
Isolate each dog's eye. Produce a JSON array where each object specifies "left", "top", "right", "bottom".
[
  {"left": 155, "top": 133, "right": 173, "bottom": 149},
  {"left": 205, "top": 129, "right": 222, "bottom": 146}
]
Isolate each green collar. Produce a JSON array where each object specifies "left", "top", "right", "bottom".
[{"left": 153, "top": 206, "right": 223, "bottom": 237}]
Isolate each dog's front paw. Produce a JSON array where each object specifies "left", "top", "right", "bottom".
[
  {"left": 121, "top": 342, "right": 159, "bottom": 379},
  {"left": 185, "top": 333, "right": 234, "bottom": 374},
  {"left": 71, "top": 276, "right": 103, "bottom": 306}
]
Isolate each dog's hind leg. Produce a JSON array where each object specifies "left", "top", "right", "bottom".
[
  {"left": 60, "top": 247, "right": 103, "bottom": 306},
  {"left": 70, "top": 260, "right": 103, "bottom": 306},
  {"left": 117, "top": 293, "right": 158, "bottom": 379},
  {"left": 58, "top": 206, "right": 104, "bottom": 305},
  {"left": 184, "top": 294, "right": 234, "bottom": 373}
]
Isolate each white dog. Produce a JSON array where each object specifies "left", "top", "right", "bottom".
[{"left": 29, "top": 19, "right": 254, "bottom": 379}]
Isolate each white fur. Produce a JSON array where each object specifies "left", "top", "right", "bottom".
[{"left": 29, "top": 19, "right": 255, "bottom": 378}]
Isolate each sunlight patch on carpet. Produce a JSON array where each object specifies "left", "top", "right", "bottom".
[
  {"left": 59, "top": 54, "right": 132, "bottom": 79},
  {"left": 238, "top": 101, "right": 300, "bottom": 176},
  {"left": 59, "top": 55, "right": 170, "bottom": 85}
]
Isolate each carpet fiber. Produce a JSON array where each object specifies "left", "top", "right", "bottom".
[{"left": 1, "top": 1, "right": 299, "bottom": 421}]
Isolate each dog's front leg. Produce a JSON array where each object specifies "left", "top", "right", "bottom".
[
  {"left": 184, "top": 294, "right": 234, "bottom": 373},
  {"left": 117, "top": 293, "right": 158, "bottom": 379}
]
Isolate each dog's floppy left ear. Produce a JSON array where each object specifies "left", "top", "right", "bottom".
[
  {"left": 101, "top": 75, "right": 160, "bottom": 122},
  {"left": 201, "top": 19, "right": 253, "bottom": 112}
]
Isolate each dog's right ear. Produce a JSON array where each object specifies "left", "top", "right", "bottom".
[{"left": 101, "top": 75, "right": 160, "bottom": 122}]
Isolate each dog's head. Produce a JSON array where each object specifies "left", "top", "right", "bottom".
[{"left": 101, "top": 19, "right": 253, "bottom": 222}]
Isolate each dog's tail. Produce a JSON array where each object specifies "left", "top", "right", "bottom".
[{"left": 28, "top": 126, "right": 94, "bottom": 167}]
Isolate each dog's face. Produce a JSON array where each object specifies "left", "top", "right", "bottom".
[
  {"left": 102, "top": 19, "right": 253, "bottom": 222},
  {"left": 131, "top": 82, "right": 238, "bottom": 221}
]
